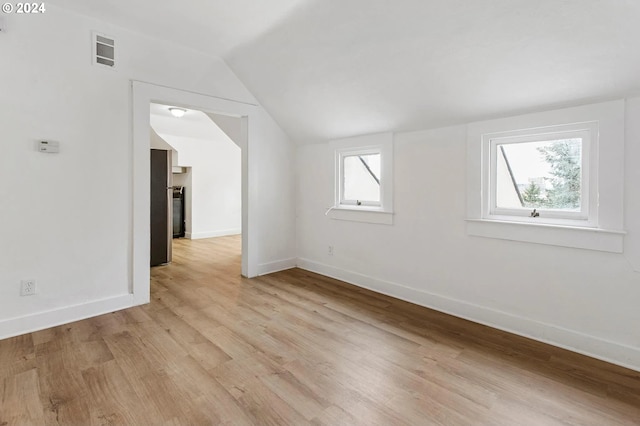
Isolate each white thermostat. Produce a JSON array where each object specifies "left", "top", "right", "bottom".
[{"left": 39, "top": 141, "right": 59, "bottom": 153}]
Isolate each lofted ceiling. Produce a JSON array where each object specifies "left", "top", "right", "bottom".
[{"left": 52, "top": 0, "right": 640, "bottom": 143}]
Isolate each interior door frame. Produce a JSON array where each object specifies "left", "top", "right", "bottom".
[{"left": 131, "top": 81, "right": 256, "bottom": 304}]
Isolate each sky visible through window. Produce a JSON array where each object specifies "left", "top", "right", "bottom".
[
  {"left": 343, "top": 153, "right": 381, "bottom": 203},
  {"left": 498, "top": 138, "right": 582, "bottom": 210},
  {"left": 502, "top": 141, "right": 553, "bottom": 186}
]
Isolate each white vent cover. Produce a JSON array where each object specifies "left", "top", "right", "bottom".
[{"left": 92, "top": 32, "right": 115, "bottom": 68}]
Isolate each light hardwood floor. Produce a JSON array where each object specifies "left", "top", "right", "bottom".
[{"left": 1, "top": 235, "right": 639, "bottom": 425}]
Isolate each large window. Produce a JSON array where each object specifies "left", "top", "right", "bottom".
[
  {"left": 486, "top": 124, "right": 594, "bottom": 226},
  {"left": 329, "top": 132, "right": 393, "bottom": 224},
  {"left": 466, "top": 100, "right": 625, "bottom": 253}
]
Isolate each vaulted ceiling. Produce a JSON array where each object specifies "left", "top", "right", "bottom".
[{"left": 52, "top": 0, "right": 640, "bottom": 143}]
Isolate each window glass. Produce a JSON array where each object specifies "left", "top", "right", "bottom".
[
  {"left": 496, "top": 138, "right": 582, "bottom": 212},
  {"left": 343, "top": 153, "right": 381, "bottom": 203}
]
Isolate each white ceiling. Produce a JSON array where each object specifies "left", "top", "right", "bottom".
[
  {"left": 50, "top": 0, "right": 304, "bottom": 55},
  {"left": 149, "top": 103, "right": 219, "bottom": 141},
  {"left": 150, "top": 103, "right": 242, "bottom": 148},
  {"left": 54, "top": 0, "right": 640, "bottom": 143}
]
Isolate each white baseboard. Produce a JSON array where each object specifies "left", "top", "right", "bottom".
[
  {"left": 296, "top": 257, "right": 640, "bottom": 372},
  {"left": 258, "top": 258, "right": 297, "bottom": 276},
  {"left": 186, "top": 228, "right": 241, "bottom": 239},
  {"left": 0, "top": 294, "right": 138, "bottom": 341}
]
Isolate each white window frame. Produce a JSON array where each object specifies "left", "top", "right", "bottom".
[
  {"left": 329, "top": 132, "right": 394, "bottom": 225},
  {"left": 466, "top": 100, "right": 626, "bottom": 253},
  {"left": 338, "top": 147, "right": 382, "bottom": 207},
  {"left": 483, "top": 123, "right": 597, "bottom": 227}
]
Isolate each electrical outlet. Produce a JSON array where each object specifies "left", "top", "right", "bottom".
[
  {"left": 328, "top": 245, "right": 334, "bottom": 256},
  {"left": 20, "top": 279, "right": 36, "bottom": 296}
]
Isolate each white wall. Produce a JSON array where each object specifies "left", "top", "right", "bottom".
[
  {"left": 297, "top": 98, "right": 640, "bottom": 371},
  {"left": 207, "top": 112, "right": 243, "bottom": 147},
  {"left": 0, "top": 5, "right": 296, "bottom": 338},
  {"left": 150, "top": 128, "right": 178, "bottom": 166},
  {"left": 151, "top": 114, "right": 242, "bottom": 239}
]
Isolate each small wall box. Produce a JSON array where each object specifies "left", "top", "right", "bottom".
[{"left": 39, "top": 141, "right": 59, "bottom": 153}]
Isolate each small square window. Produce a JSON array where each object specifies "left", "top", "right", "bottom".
[
  {"left": 329, "top": 132, "right": 394, "bottom": 224},
  {"left": 342, "top": 152, "right": 381, "bottom": 206}
]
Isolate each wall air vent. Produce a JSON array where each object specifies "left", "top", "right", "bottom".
[{"left": 92, "top": 32, "right": 115, "bottom": 68}]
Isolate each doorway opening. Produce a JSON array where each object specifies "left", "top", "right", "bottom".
[
  {"left": 148, "top": 103, "right": 242, "bottom": 271},
  {"left": 131, "top": 81, "right": 258, "bottom": 306}
]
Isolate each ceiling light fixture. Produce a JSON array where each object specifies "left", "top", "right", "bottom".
[{"left": 169, "top": 107, "right": 186, "bottom": 118}]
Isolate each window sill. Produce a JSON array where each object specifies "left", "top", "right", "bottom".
[
  {"left": 328, "top": 207, "right": 393, "bottom": 225},
  {"left": 466, "top": 219, "right": 625, "bottom": 253}
]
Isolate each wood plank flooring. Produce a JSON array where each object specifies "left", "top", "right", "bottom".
[{"left": 1, "top": 235, "right": 640, "bottom": 425}]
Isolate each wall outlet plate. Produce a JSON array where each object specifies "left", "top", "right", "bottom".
[{"left": 20, "top": 279, "right": 36, "bottom": 296}]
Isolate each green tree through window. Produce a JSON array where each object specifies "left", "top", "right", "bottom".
[
  {"left": 522, "top": 181, "right": 544, "bottom": 207},
  {"left": 537, "top": 140, "right": 581, "bottom": 210}
]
